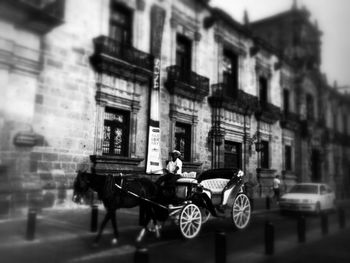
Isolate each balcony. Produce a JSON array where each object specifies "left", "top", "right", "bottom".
[
  {"left": 257, "top": 102, "right": 281, "bottom": 124},
  {"left": 165, "top": 65, "right": 209, "bottom": 102},
  {"left": 208, "top": 83, "right": 259, "bottom": 114},
  {"left": 280, "top": 111, "right": 300, "bottom": 131},
  {"left": 0, "top": 0, "right": 65, "bottom": 33},
  {"left": 90, "top": 36, "right": 154, "bottom": 83}
]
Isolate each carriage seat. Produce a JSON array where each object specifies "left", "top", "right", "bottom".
[
  {"left": 176, "top": 177, "right": 198, "bottom": 184},
  {"left": 181, "top": 171, "right": 197, "bottom": 178},
  {"left": 200, "top": 178, "right": 230, "bottom": 195}
]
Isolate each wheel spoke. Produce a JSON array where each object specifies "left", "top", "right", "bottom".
[
  {"left": 183, "top": 222, "right": 190, "bottom": 234},
  {"left": 239, "top": 214, "right": 244, "bottom": 226}
]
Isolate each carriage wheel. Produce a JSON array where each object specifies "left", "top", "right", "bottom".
[
  {"left": 201, "top": 209, "right": 211, "bottom": 224},
  {"left": 232, "top": 194, "right": 251, "bottom": 230},
  {"left": 179, "top": 203, "right": 202, "bottom": 239}
]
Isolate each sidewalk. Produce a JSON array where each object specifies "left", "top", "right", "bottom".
[{"left": 251, "top": 196, "right": 279, "bottom": 213}]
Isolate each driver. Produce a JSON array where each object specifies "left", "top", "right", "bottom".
[
  {"left": 156, "top": 150, "right": 182, "bottom": 199},
  {"left": 165, "top": 150, "right": 182, "bottom": 175}
]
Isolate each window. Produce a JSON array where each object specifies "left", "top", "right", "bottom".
[
  {"left": 283, "top": 89, "right": 290, "bottom": 114},
  {"left": 176, "top": 35, "right": 192, "bottom": 80},
  {"left": 109, "top": 3, "right": 132, "bottom": 45},
  {"left": 259, "top": 77, "right": 268, "bottom": 105},
  {"left": 306, "top": 94, "right": 314, "bottom": 120},
  {"left": 175, "top": 122, "right": 191, "bottom": 161},
  {"left": 224, "top": 141, "right": 242, "bottom": 169},
  {"left": 103, "top": 108, "right": 130, "bottom": 156},
  {"left": 285, "top": 145, "right": 292, "bottom": 171},
  {"left": 260, "top": 140, "right": 269, "bottom": 169},
  {"left": 223, "top": 49, "right": 238, "bottom": 98}
]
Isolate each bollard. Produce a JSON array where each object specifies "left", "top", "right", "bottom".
[
  {"left": 265, "top": 196, "right": 271, "bottom": 210},
  {"left": 90, "top": 205, "right": 98, "bottom": 233},
  {"left": 26, "top": 208, "right": 37, "bottom": 241},
  {"left": 265, "top": 221, "right": 274, "bottom": 255},
  {"left": 297, "top": 216, "right": 306, "bottom": 243},
  {"left": 338, "top": 208, "right": 346, "bottom": 229},
  {"left": 321, "top": 213, "right": 328, "bottom": 236},
  {"left": 215, "top": 231, "right": 226, "bottom": 263},
  {"left": 134, "top": 247, "right": 149, "bottom": 263}
]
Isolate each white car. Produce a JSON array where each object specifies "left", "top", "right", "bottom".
[{"left": 279, "top": 183, "right": 336, "bottom": 214}]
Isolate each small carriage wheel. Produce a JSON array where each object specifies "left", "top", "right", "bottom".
[
  {"left": 179, "top": 203, "right": 202, "bottom": 239},
  {"left": 232, "top": 194, "right": 251, "bottom": 230}
]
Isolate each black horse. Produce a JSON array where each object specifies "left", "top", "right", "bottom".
[{"left": 72, "top": 171, "right": 165, "bottom": 245}]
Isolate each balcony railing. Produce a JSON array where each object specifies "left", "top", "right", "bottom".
[
  {"left": 280, "top": 111, "right": 300, "bottom": 130},
  {"left": 166, "top": 65, "right": 209, "bottom": 101},
  {"left": 19, "top": 0, "right": 65, "bottom": 18},
  {"left": 90, "top": 36, "right": 154, "bottom": 83},
  {"left": 92, "top": 36, "right": 154, "bottom": 71},
  {"left": 209, "top": 83, "right": 259, "bottom": 114},
  {"left": 0, "top": 0, "right": 65, "bottom": 32},
  {"left": 255, "top": 101, "right": 281, "bottom": 124}
]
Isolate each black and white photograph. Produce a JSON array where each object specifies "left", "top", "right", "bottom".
[{"left": 0, "top": 0, "right": 349, "bottom": 262}]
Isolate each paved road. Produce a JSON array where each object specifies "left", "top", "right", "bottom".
[{"left": 0, "top": 201, "right": 349, "bottom": 263}]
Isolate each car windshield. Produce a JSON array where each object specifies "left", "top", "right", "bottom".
[{"left": 289, "top": 185, "right": 318, "bottom": 194}]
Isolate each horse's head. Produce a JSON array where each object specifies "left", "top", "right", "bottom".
[{"left": 72, "top": 171, "right": 91, "bottom": 204}]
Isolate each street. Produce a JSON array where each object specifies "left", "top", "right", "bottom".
[{"left": 0, "top": 201, "right": 349, "bottom": 263}]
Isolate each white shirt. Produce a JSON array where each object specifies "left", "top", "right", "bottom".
[
  {"left": 166, "top": 158, "right": 182, "bottom": 175},
  {"left": 273, "top": 178, "right": 281, "bottom": 189}
]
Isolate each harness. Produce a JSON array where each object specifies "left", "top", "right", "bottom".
[{"left": 114, "top": 174, "right": 167, "bottom": 210}]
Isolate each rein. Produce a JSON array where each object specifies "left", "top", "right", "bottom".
[{"left": 114, "top": 183, "right": 168, "bottom": 210}]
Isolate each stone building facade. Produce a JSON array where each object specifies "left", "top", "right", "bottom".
[{"left": 0, "top": 0, "right": 349, "bottom": 213}]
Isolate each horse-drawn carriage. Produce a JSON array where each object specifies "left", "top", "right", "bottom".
[
  {"left": 73, "top": 168, "right": 251, "bottom": 244},
  {"left": 152, "top": 168, "right": 251, "bottom": 239}
]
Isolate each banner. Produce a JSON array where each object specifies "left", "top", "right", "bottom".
[
  {"left": 146, "top": 5, "right": 166, "bottom": 174},
  {"left": 146, "top": 58, "right": 163, "bottom": 173}
]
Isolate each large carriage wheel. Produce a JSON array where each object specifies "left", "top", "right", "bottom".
[
  {"left": 232, "top": 194, "right": 251, "bottom": 230},
  {"left": 179, "top": 203, "right": 202, "bottom": 239}
]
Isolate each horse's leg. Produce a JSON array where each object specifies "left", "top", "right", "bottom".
[
  {"left": 136, "top": 204, "right": 150, "bottom": 243},
  {"left": 94, "top": 211, "right": 110, "bottom": 245},
  {"left": 150, "top": 207, "right": 161, "bottom": 239},
  {"left": 110, "top": 210, "right": 119, "bottom": 245}
]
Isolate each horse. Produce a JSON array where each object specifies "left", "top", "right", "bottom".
[{"left": 72, "top": 171, "right": 165, "bottom": 245}]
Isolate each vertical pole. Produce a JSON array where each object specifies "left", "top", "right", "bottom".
[
  {"left": 321, "top": 213, "right": 328, "bottom": 235},
  {"left": 297, "top": 216, "right": 306, "bottom": 243},
  {"left": 215, "top": 231, "right": 226, "bottom": 263},
  {"left": 91, "top": 204, "right": 98, "bottom": 233},
  {"left": 243, "top": 112, "right": 247, "bottom": 176},
  {"left": 26, "top": 208, "right": 37, "bottom": 241},
  {"left": 338, "top": 208, "right": 346, "bottom": 229},
  {"left": 265, "top": 221, "right": 274, "bottom": 255},
  {"left": 134, "top": 247, "right": 149, "bottom": 263},
  {"left": 265, "top": 196, "right": 270, "bottom": 210}
]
